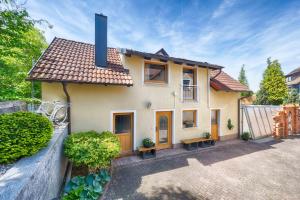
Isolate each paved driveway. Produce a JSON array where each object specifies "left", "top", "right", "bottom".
[{"left": 104, "top": 137, "right": 300, "bottom": 200}]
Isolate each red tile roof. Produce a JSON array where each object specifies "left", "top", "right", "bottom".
[
  {"left": 27, "top": 38, "right": 133, "bottom": 86},
  {"left": 210, "top": 70, "right": 249, "bottom": 92},
  {"left": 27, "top": 37, "right": 248, "bottom": 92}
]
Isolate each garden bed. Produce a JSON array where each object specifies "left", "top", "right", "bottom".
[{"left": 62, "top": 130, "right": 120, "bottom": 200}]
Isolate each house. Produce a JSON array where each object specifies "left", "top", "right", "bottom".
[
  {"left": 27, "top": 14, "right": 249, "bottom": 155},
  {"left": 286, "top": 67, "right": 300, "bottom": 93}
]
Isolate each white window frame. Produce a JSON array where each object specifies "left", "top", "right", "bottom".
[
  {"left": 181, "top": 108, "right": 199, "bottom": 129},
  {"left": 181, "top": 66, "right": 199, "bottom": 102},
  {"left": 142, "top": 60, "right": 170, "bottom": 86}
]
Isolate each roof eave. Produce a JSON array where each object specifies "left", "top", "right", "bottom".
[
  {"left": 25, "top": 78, "right": 134, "bottom": 87},
  {"left": 210, "top": 78, "right": 250, "bottom": 92},
  {"left": 123, "top": 49, "right": 224, "bottom": 70}
]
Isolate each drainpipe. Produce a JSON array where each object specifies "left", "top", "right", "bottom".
[
  {"left": 238, "top": 98, "right": 241, "bottom": 138},
  {"left": 61, "top": 82, "right": 72, "bottom": 198},
  {"left": 208, "top": 68, "right": 223, "bottom": 109},
  {"left": 238, "top": 96, "right": 249, "bottom": 138},
  {"left": 62, "top": 82, "right": 71, "bottom": 135},
  {"left": 207, "top": 67, "right": 210, "bottom": 108}
]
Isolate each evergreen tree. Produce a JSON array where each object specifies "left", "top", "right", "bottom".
[
  {"left": 284, "top": 88, "right": 299, "bottom": 105},
  {"left": 238, "top": 64, "right": 252, "bottom": 97},
  {"left": 255, "top": 58, "right": 288, "bottom": 105}
]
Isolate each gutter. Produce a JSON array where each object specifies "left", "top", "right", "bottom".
[
  {"left": 211, "top": 69, "right": 222, "bottom": 79},
  {"left": 62, "top": 82, "right": 71, "bottom": 135},
  {"left": 25, "top": 78, "right": 133, "bottom": 87}
]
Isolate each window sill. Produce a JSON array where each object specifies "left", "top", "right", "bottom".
[
  {"left": 182, "top": 126, "right": 198, "bottom": 130},
  {"left": 144, "top": 82, "right": 169, "bottom": 87},
  {"left": 182, "top": 99, "right": 199, "bottom": 103}
]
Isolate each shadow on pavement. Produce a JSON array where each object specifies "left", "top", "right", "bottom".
[{"left": 103, "top": 139, "right": 291, "bottom": 200}]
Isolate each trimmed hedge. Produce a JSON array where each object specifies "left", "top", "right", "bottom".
[
  {"left": 64, "top": 131, "right": 120, "bottom": 172},
  {"left": 0, "top": 112, "right": 53, "bottom": 163}
]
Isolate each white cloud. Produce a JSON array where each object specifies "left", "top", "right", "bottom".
[
  {"left": 24, "top": 0, "right": 300, "bottom": 91},
  {"left": 212, "top": 0, "right": 236, "bottom": 19}
]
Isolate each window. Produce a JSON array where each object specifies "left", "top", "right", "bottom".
[
  {"left": 182, "top": 110, "right": 197, "bottom": 128},
  {"left": 144, "top": 62, "right": 168, "bottom": 83},
  {"left": 114, "top": 114, "right": 132, "bottom": 134},
  {"left": 182, "top": 68, "right": 197, "bottom": 100}
]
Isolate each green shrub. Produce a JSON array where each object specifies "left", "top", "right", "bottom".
[
  {"left": 0, "top": 111, "right": 53, "bottom": 163},
  {"left": 64, "top": 131, "right": 120, "bottom": 171},
  {"left": 241, "top": 132, "right": 250, "bottom": 141},
  {"left": 203, "top": 132, "right": 210, "bottom": 139},
  {"left": 142, "top": 138, "right": 155, "bottom": 148},
  {"left": 227, "top": 119, "right": 234, "bottom": 130},
  {"left": 63, "top": 169, "right": 111, "bottom": 200}
]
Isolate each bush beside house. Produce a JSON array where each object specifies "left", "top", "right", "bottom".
[
  {"left": 0, "top": 111, "right": 53, "bottom": 163},
  {"left": 241, "top": 132, "right": 250, "bottom": 141},
  {"left": 64, "top": 131, "right": 120, "bottom": 172},
  {"left": 63, "top": 131, "right": 120, "bottom": 200}
]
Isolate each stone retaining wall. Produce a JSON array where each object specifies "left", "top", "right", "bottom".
[
  {"left": 0, "top": 125, "right": 68, "bottom": 200},
  {"left": 0, "top": 101, "right": 27, "bottom": 114}
]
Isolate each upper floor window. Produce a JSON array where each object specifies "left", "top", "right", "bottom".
[
  {"left": 144, "top": 62, "right": 168, "bottom": 83},
  {"left": 182, "top": 68, "right": 197, "bottom": 101}
]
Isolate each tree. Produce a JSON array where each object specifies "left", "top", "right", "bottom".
[
  {"left": 0, "top": 2, "right": 48, "bottom": 101},
  {"left": 255, "top": 86, "right": 269, "bottom": 105},
  {"left": 238, "top": 64, "right": 252, "bottom": 97},
  {"left": 255, "top": 58, "right": 288, "bottom": 105},
  {"left": 284, "top": 88, "right": 299, "bottom": 105}
]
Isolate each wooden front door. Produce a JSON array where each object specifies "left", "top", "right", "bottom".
[
  {"left": 113, "top": 113, "right": 133, "bottom": 155},
  {"left": 156, "top": 111, "right": 172, "bottom": 149},
  {"left": 211, "top": 110, "right": 219, "bottom": 141}
]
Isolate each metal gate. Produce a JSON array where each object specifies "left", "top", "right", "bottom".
[{"left": 240, "top": 105, "right": 281, "bottom": 139}]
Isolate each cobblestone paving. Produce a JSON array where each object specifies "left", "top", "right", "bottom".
[{"left": 104, "top": 136, "right": 300, "bottom": 200}]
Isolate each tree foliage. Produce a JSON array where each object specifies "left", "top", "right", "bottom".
[
  {"left": 238, "top": 64, "right": 252, "bottom": 97},
  {"left": 255, "top": 58, "right": 288, "bottom": 105},
  {"left": 0, "top": 3, "right": 48, "bottom": 101},
  {"left": 284, "top": 88, "right": 299, "bottom": 105}
]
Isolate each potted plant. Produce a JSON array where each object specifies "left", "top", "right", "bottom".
[
  {"left": 142, "top": 138, "right": 155, "bottom": 148},
  {"left": 183, "top": 120, "right": 194, "bottom": 128},
  {"left": 204, "top": 132, "right": 211, "bottom": 139},
  {"left": 241, "top": 132, "right": 250, "bottom": 141},
  {"left": 227, "top": 119, "right": 234, "bottom": 130}
]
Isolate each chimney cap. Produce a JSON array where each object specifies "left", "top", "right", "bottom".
[{"left": 95, "top": 13, "right": 107, "bottom": 17}]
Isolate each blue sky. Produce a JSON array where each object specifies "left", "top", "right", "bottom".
[{"left": 25, "top": 0, "right": 300, "bottom": 91}]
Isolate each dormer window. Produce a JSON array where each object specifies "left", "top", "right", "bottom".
[{"left": 144, "top": 62, "right": 168, "bottom": 84}]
